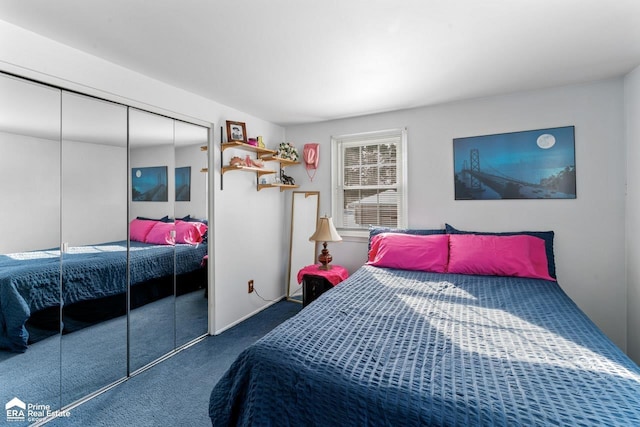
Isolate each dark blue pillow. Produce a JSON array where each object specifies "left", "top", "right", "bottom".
[
  {"left": 137, "top": 215, "right": 170, "bottom": 222},
  {"left": 445, "top": 223, "right": 556, "bottom": 279},
  {"left": 368, "top": 226, "right": 446, "bottom": 252},
  {"left": 184, "top": 216, "right": 208, "bottom": 225}
]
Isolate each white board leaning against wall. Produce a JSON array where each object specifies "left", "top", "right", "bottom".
[{"left": 287, "top": 191, "right": 320, "bottom": 301}]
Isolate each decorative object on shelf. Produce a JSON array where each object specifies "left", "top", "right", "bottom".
[
  {"left": 277, "top": 142, "right": 299, "bottom": 161},
  {"left": 280, "top": 169, "right": 295, "bottom": 185},
  {"left": 257, "top": 136, "right": 265, "bottom": 148},
  {"left": 226, "top": 120, "right": 247, "bottom": 143},
  {"left": 309, "top": 215, "right": 342, "bottom": 270},
  {"left": 245, "top": 155, "right": 264, "bottom": 168},
  {"left": 247, "top": 138, "right": 258, "bottom": 146},
  {"left": 229, "top": 156, "right": 246, "bottom": 167},
  {"left": 303, "top": 143, "right": 320, "bottom": 182}
]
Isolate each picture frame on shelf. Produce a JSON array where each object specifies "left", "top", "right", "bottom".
[{"left": 226, "top": 121, "right": 247, "bottom": 143}]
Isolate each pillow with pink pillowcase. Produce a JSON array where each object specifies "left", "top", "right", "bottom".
[
  {"left": 367, "top": 232, "right": 449, "bottom": 273},
  {"left": 129, "top": 219, "right": 158, "bottom": 243},
  {"left": 175, "top": 220, "right": 207, "bottom": 244},
  {"left": 447, "top": 234, "right": 554, "bottom": 281},
  {"left": 144, "top": 221, "right": 175, "bottom": 245}
]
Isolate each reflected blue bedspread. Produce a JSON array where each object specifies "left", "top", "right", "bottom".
[
  {"left": 209, "top": 265, "right": 640, "bottom": 426},
  {"left": 0, "top": 241, "right": 207, "bottom": 352}
]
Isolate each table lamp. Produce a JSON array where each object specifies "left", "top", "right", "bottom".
[{"left": 309, "top": 215, "right": 342, "bottom": 270}]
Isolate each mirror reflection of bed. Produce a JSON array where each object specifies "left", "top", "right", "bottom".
[{"left": 0, "top": 72, "right": 210, "bottom": 412}]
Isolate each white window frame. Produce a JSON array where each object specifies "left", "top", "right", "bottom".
[{"left": 331, "top": 128, "right": 408, "bottom": 238}]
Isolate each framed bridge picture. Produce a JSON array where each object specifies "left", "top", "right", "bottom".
[
  {"left": 453, "top": 126, "right": 576, "bottom": 200},
  {"left": 131, "top": 166, "right": 168, "bottom": 201},
  {"left": 175, "top": 166, "right": 191, "bottom": 201}
]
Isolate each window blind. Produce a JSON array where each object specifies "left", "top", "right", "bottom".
[{"left": 331, "top": 129, "right": 407, "bottom": 234}]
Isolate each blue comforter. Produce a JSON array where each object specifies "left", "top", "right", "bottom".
[
  {"left": 0, "top": 241, "right": 207, "bottom": 352},
  {"left": 209, "top": 265, "right": 640, "bottom": 426}
]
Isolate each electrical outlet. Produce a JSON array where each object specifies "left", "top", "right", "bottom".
[{"left": 248, "top": 279, "right": 254, "bottom": 293}]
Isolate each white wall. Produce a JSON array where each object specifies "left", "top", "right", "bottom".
[
  {"left": 0, "top": 133, "right": 61, "bottom": 253},
  {"left": 286, "top": 79, "right": 629, "bottom": 350},
  {"left": 625, "top": 65, "right": 640, "bottom": 362},
  {"left": 63, "top": 141, "right": 127, "bottom": 246},
  {"left": 175, "top": 144, "right": 208, "bottom": 220},
  {"left": 0, "top": 20, "right": 287, "bottom": 335}
]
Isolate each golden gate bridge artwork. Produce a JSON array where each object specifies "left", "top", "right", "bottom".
[{"left": 454, "top": 126, "right": 576, "bottom": 200}]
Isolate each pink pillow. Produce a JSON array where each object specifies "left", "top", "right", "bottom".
[
  {"left": 144, "top": 221, "right": 175, "bottom": 245},
  {"left": 367, "top": 233, "right": 449, "bottom": 273},
  {"left": 129, "top": 219, "right": 158, "bottom": 243},
  {"left": 447, "top": 234, "right": 554, "bottom": 280},
  {"left": 175, "top": 221, "right": 207, "bottom": 244}
]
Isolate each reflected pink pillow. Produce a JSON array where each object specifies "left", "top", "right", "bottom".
[
  {"left": 448, "top": 234, "right": 554, "bottom": 280},
  {"left": 145, "top": 221, "right": 175, "bottom": 245},
  {"left": 129, "top": 219, "right": 157, "bottom": 243},
  {"left": 367, "top": 233, "right": 449, "bottom": 273},
  {"left": 175, "top": 221, "right": 207, "bottom": 244}
]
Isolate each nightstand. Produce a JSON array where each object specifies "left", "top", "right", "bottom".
[{"left": 297, "top": 264, "right": 349, "bottom": 307}]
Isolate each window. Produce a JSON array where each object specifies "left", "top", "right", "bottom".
[{"left": 331, "top": 129, "right": 407, "bottom": 237}]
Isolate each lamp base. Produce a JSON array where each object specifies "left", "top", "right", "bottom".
[{"left": 318, "top": 242, "right": 333, "bottom": 271}]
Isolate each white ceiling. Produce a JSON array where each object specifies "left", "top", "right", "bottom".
[{"left": 1, "top": 0, "right": 640, "bottom": 126}]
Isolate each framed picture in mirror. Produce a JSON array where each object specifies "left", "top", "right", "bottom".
[
  {"left": 226, "top": 120, "right": 247, "bottom": 143},
  {"left": 175, "top": 166, "right": 191, "bottom": 201},
  {"left": 132, "top": 166, "right": 168, "bottom": 201}
]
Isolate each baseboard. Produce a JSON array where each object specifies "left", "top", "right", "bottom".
[{"left": 213, "top": 296, "right": 286, "bottom": 335}]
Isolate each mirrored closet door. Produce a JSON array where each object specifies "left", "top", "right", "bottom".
[
  {"left": 0, "top": 71, "right": 210, "bottom": 417},
  {"left": 60, "top": 92, "right": 128, "bottom": 406},
  {"left": 0, "top": 74, "right": 63, "bottom": 412},
  {"left": 174, "top": 121, "right": 209, "bottom": 348},
  {"left": 128, "top": 111, "right": 210, "bottom": 370},
  {"left": 128, "top": 109, "right": 177, "bottom": 372}
]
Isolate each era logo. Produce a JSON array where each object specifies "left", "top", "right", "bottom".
[{"left": 5, "top": 397, "right": 26, "bottom": 422}]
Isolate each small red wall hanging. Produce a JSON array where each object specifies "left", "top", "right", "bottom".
[{"left": 303, "top": 143, "right": 320, "bottom": 182}]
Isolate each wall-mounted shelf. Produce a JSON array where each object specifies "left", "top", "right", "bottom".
[
  {"left": 220, "top": 132, "right": 300, "bottom": 191},
  {"left": 257, "top": 157, "right": 300, "bottom": 191},
  {"left": 201, "top": 145, "right": 208, "bottom": 172},
  {"left": 262, "top": 156, "right": 299, "bottom": 166},
  {"left": 222, "top": 165, "right": 276, "bottom": 175},
  {"left": 258, "top": 183, "right": 299, "bottom": 192},
  {"left": 222, "top": 141, "right": 276, "bottom": 157}
]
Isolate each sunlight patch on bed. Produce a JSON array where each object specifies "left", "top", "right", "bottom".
[
  {"left": 396, "top": 289, "right": 640, "bottom": 381},
  {"left": 7, "top": 250, "right": 60, "bottom": 260}
]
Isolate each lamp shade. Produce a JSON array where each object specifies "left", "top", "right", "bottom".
[{"left": 309, "top": 216, "right": 342, "bottom": 243}]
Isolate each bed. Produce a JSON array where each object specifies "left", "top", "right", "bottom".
[
  {"left": 0, "top": 237, "right": 207, "bottom": 353},
  {"left": 209, "top": 226, "right": 640, "bottom": 426}
]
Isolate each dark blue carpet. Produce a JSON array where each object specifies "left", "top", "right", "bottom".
[
  {"left": 0, "top": 290, "right": 210, "bottom": 420},
  {"left": 47, "top": 300, "right": 301, "bottom": 426}
]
